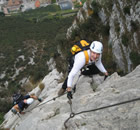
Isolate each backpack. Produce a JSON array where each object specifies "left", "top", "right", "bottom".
[
  {"left": 70, "top": 40, "right": 90, "bottom": 64},
  {"left": 12, "top": 93, "right": 24, "bottom": 105}
]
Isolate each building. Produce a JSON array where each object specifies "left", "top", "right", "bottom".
[
  {"left": 1, "top": 0, "right": 22, "bottom": 14},
  {"left": 0, "top": 0, "right": 7, "bottom": 11},
  {"left": 0, "top": 0, "right": 7, "bottom": 5},
  {"left": 58, "top": 0, "right": 73, "bottom": 10}
]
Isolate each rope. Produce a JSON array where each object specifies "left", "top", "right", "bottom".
[
  {"left": 64, "top": 98, "right": 74, "bottom": 129},
  {"left": 24, "top": 92, "right": 67, "bottom": 113},
  {"left": 64, "top": 74, "right": 81, "bottom": 128},
  {"left": 64, "top": 97, "right": 140, "bottom": 128}
]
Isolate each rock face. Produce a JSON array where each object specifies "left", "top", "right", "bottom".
[
  {"left": 67, "top": 0, "right": 140, "bottom": 73},
  {"left": 1, "top": 65, "right": 140, "bottom": 130}
]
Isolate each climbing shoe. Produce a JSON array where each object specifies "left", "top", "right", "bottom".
[
  {"left": 19, "top": 111, "right": 25, "bottom": 114},
  {"left": 58, "top": 88, "right": 66, "bottom": 96},
  {"left": 11, "top": 108, "right": 17, "bottom": 114},
  {"left": 38, "top": 98, "right": 42, "bottom": 102}
]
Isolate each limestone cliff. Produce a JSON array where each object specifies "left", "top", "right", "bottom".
[
  {"left": 67, "top": 0, "right": 140, "bottom": 73},
  {"left": 1, "top": 64, "right": 140, "bottom": 130}
]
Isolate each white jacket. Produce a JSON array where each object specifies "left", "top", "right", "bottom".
[{"left": 67, "top": 50, "right": 107, "bottom": 87}]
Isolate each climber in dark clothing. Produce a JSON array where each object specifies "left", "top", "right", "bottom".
[{"left": 11, "top": 94, "right": 42, "bottom": 114}]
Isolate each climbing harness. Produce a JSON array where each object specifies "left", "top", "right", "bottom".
[{"left": 64, "top": 97, "right": 140, "bottom": 128}]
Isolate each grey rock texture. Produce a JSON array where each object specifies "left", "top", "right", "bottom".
[{"left": 1, "top": 65, "right": 140, "bottom": 130}]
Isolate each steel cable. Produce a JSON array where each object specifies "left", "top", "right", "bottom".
[{"left": 64, "top": 97, "right": 140, "bottom": 128}]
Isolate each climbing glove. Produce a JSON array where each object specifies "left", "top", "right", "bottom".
[
  {"left": 38, "top": 98, "right": 42, "bottom": 102},
  {"left": 104, "top": 75, "right": 108, "bottom": 80},
  {"left": 67, "top": 91, "right": 73, "bottom": 99}
]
